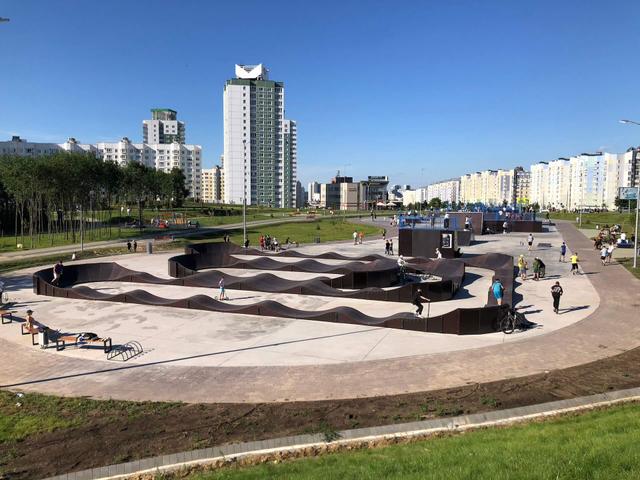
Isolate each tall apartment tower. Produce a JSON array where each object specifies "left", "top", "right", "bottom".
[
  {"left": 223, "top": 64, "right": 297, "bottom": 207},
  {"left": 143, "top": 109, "right": 186, "bottom": 144}
]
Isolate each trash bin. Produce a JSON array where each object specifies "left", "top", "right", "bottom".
[
  {"left": 39, "top": 328, "right": 49, "bottom": 349},
  {"left": 146, "top": 241, "right": 153, "bottom": 254}
]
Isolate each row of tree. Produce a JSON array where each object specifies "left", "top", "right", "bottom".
[{"left": 0, "top": 152, "right": 189, "bottom": 248}]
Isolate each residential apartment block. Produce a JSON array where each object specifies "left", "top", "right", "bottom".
[
  {"left": 0, "top": 136, "right": 202, "bottom": 198},
  {"left": 143, "top": 109, "right": 186, "bottom": 144},
  {"left": 201, "top": 165, "right": 223, "bottom": 203},
  {"left": 426, "top": 178, "right": 460, "bottom": 205},
  {"left": 223, "top": 64, "right": 297, "bottom": 207}
]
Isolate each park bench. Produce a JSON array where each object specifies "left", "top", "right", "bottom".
[
  {"left": 55, "top": 333, "right": 113, "bottom": 353},
  {"left": 20, "top": 324, "right": 40, "bottom": 345},
  {"left": 0, "top": 310, "right": 17, "bottom": 324}
]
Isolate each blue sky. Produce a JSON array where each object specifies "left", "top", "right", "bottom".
[{"left": 1, "top": 0, "right": 640, "bottom": 188}]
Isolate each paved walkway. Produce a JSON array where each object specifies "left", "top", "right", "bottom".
[{"left": 0, "top": 222, "right": 638, "bottom": 403}]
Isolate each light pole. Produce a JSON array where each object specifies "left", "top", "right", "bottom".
[{"left": 619, "top": 119, "right": 640, "bottom": 268}]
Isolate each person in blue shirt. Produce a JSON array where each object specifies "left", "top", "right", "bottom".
[
  {"left": 492, "top": 278, "right": 504, "bottom": 306},
  {"left": 559, "top": 242, "right": 567, "bottom": 262}
]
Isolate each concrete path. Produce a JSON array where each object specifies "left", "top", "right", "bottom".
[{"left": 0, "top": 222, "right": 637, "bottom": 403}]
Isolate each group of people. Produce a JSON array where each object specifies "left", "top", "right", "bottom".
[
  {"left": 492, "top": 276, "right": 565, "bottom": 314},
  {"left": 384, "top": 239, "right": 394, "bottom": 255},
  {"left": 126, "top": 240, "right": 138, "bottom": 253},
  {"left": 352, "top": 230, "right": 366, "bottom": 245}
]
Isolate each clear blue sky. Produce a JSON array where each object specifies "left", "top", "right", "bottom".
[{"left": 2, "top": 0, "right": 640, "bottom": 188}]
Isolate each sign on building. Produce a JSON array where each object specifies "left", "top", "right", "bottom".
[{"left": 618, "top": 187, "right": 639, "bottom": 201}]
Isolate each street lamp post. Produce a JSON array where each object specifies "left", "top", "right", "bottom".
[{"left": 619, "top": 119, "right": 640, "bottom": 269}]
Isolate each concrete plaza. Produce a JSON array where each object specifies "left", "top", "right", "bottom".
[{"left": 0, "top": 222, "right": 628, "bottom": 403}]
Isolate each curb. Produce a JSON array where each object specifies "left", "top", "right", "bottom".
[{"left": 45, "top": 386, "right": 640, "bottom": 480}]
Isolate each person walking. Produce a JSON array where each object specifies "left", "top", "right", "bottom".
[
  {"left": 412, "top": 288, "right": 431, "bottom": 317},
  {"left": 385, "top": 240, "right": 390, "bottom": 255},
  {"left": 491, "top": 278, "right": 504, "bottom": 306},
  {"left": 353, "top": 230, "right": 358, "bottom": 245},
  {"left": 218, "top": 277, "right": 228, "bottom": 300},
  {"left": 397, "top": 255, "right": 407, "bottom": 283},
  {"left": 606, "top": 243, "right": 615, "bottom": 264},
  {"left": 559, "top": 241, "right": 567, "bottom": 262},
  {"left": 551, "top": 281, "right": 563, "bottom": 314},
  {"left": 570, "top": 252, "right": 580, "bottom": 275},
  {"left": 389, "top": 238, "right": 394, "bottom": 255},
  {"left": 600, "top": 245, "right": 608, "bottom": 266},
  {"left": 133, "top": 240, "right": 138, "bottom": 252},
  {"left": 127, "top": 240, "right": 132, "bottom": 252},
  {"left": 527, "top": 233, "right": 534, "bottom": 251},
  {"left": 382, "top": 229, "right": 386, "bottom": 240},
  {"left": 503, "top": 220, "right": 508, "bottom": 234},
  {"left": 435, "top": 248, "right": 443, "bottom": 259}
]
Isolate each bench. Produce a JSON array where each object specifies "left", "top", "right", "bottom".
[
  {"left": 20, "top": 324, "right": 40, "bottom": 345},
  {"left": 0, "top": 310, "right": 17, "bottom": 324},
  {"left": 55, "top": 335, "right": 112, "bottom": 353}
]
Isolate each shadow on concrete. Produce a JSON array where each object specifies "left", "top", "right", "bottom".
[
  {"left": 561, "top": 305, "right": 590, "bottom": 314},
  {"left": 0, "top": 327, "right": 383, "bottom": 389}
]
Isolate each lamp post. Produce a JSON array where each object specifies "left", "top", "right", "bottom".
[{"left": 618, "top": 119, "right": 640, "bottom": 269}]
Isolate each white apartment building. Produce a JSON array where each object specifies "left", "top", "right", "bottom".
[
  {"left": 426, "top": 178, "right": 460, "bottom": 205},
  {"left": 201, "top": 166, "right": 222, "bottom": 203},
  {"left": 0, "top": 136, "right": 202, "bottom": 199},
  {"left": 307, "top": 181, "right": 321, "bottom": 205},
  {"left": 459, "top": 170, "right": 512, "bottom": 205},
  {"left": 223, "top": 64, "right": 297, "bottom": 207},
  {"left": 402, "top": 188, "right": 427, "bottom": 207},
  {"left": 142, "top": 109, "right": 186, "bottom": 144},
  {"left": 530, "top": 151, "right": 636, "bottom": 210}
]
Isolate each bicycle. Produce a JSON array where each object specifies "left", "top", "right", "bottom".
[{"left": 498, "top": 307, "right": 527, "bottom": 334}]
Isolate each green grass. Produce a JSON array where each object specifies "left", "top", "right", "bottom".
[
  {"left": 0, "top": 390, "right": 180, "bottom": 443},
  {"left": 550, "top": 211, "right": 637, "bottom": 234},
  {"left": 0, "top": 219, "right": 379, "bottom": 274},
  {"left": 188, "top": 403, "right": 640, "bottom": 480}
]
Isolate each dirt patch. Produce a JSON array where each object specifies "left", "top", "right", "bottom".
[{"left": 2, "top": 345, "right": 640, "bottom": 479}]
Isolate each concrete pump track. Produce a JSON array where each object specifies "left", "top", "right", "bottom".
[{"left": 32, "top": 242, "right": 514, "bottom": 335}]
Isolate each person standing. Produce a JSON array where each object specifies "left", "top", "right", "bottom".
[
  {"left": 606, "top": 243, "right": 615, "bottom": 264},
  {"left": 527, "top": 233, "right": 534, "bottom": 251},
  {"left": 533, "top": 257, "right": 541, "bottom": 281},
  {"left": 491, "top": 278, "right": 504, "bottom": 306},
  {"left": 600, "top": 245, "right": 608, "bottom": 266},
  {"left": 464, "top": 216, "right": 471, "bottom": 230},
  {"left": 52, "top": 260, "right": 64, "bottom": 286},
  {"left": 412, "top": 288, "right": 431, "bottom": 317},
  {"left": 133, "top": 240, "right": 138, "bottom": 252},
  {"left": 218, "top": 277, "right": 228, "bottom": 300},
  {"left": 127, "top": 240, "right": 132, "bottom": 252},
  {"left": 517, "top": 255, "right": 527, "bottom": 280},
  {"left": 551, "top": 281, "right": 563, "bottom": 314},
  {"left": 385, "top": 240, "right": 390, "bottom": 255},
  {"left": 382, "top": 229, "right": 386, "bottom": 240},
  {"left": 435, "top": 248, "right": 443, "bottom": 259},
  {"left": 570, "top": 252, "right": 580, "bottom": 275},
  {"left": 503, "top": 220, "right": 508, "bottom": 235},
  {"left": 353, "top": 230, "right": 358, "bottom": 245},
  {"left": 389, "top": 238, "right": 394, "bottom": 255},
  {"left": 443, "top": 213, "right": 450, "bottom": 229},
  {"left": 559, "top": 242, "right": 567, "bottom": 262}
]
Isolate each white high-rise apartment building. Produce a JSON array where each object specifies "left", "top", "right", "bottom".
[
  {"left": 426, "top": 179, "right": 460, "bottom": 205},
  {"left": 143, "top": 109, "right": 186, "bottom": 144},
  {"left": 307, "top": 181, "right": 321, "bottom": 205},
  {"left": 223, "top": 64, "right": 297, "bottom": 207},
  {"left": 201, "top": 166, "right": 222, "bottom": 203},
  {"left": 529, "top": 162, "right": 549, "bottom": 208},
  {"left": 0, "top": 136, "right": 202, "bottom": 198}
]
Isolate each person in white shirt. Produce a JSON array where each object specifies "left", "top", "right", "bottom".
[{"left": 600, "top": 245, "right": 608, "bottom": 266}]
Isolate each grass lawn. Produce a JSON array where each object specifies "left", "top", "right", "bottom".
[
  {"left": 190, "top": 402, "right": 640, "bottom": 480},
  {"left": 550, "top": 211, "right": 637, "bottom": 234},
  {"left": 0, "top": 219, "right": 380, "bottom": 274}
]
